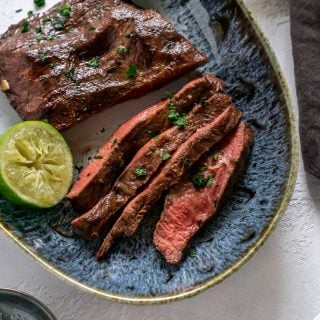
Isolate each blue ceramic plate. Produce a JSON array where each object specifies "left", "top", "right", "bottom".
[{"left": 0, "top": 0, "right": 298, "bottom": 304}]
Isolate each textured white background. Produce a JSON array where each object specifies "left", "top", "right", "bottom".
[{"left": 1, "top": 0, "right": 320, "bottom": 319}]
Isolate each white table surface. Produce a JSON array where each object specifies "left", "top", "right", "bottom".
[{"left": 1, "top": 0, "right": 320, "bottom": 319}]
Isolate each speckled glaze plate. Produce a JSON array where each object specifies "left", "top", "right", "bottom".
[{"left": 0, "top": 0, "right": 298, "bottom": 304}]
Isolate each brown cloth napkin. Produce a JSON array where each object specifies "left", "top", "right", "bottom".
[{"left": 291, "top": 0, "right": 320, "bottom": 178}]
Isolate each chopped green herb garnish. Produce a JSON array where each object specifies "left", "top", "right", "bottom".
[
  {"left": 39, "top": 50, "right": 46, "bottom": 62},
  {"left": 207, "top": 176, "right": 214, "bottom": 186},
  {"left": 135, "top": 167, "right": 147, "bottom": 179},
  {"left": 190, "top": 250, "right": 196, "bottom": 258},
  {"left": 27, "top": 10, "right": 34, "bottom": 17},
  {"left": 35, "top": 34, "right": 44, "bottom": 42},
  {"left": 64, "top": 67, "right": 78, "bottom": 84},
  {"left": 191, "top": 168, "right": 214, "bottom": 188},
  {"left": 53, "top": 18, "right": 64, "bottom": 30},
  {"left": 174, "top": 117, "right": 189, "bottom": 128},
  {"left": 59, "top": 3, "right": 72, "bottom": 17},
  {"left": 212, "top": 153, "right": 219, "bottom": 161},
  {"left": 88, "top": 26, "right": 96, "bottom": 31},
  {"left": 168, "top": 103, "right": 180, "bottom": 121},
  {"left": 86, "top": 56, "right": 100, "bottom": 68},
  {"left": 47, "top": 34, "right": 55, "bottom": 41},
  {"left": 165, "top": 90, "right": 174, "bottom": 99},
  {"left": 117, "top": 45, "right": 126, "bottom": 54},
  {"left": 113, "top": 138, "right": 118, "bottom": 146},
  {"left": 168, "top": 103, "right": 188, "bottom": 128},
  {"left": 49, "top": 63, "right": 57, "bottom": 69},
  {"left": 126, "top": 64, "right": 138, "bottom": 78},
  {"left": 21, "top": 21, "right": 30, "bottom": 33},
  {"left": 35, "top": 26, "right": 42, "bottom": 33},
  {"left": 191, "top": 174, "right": 207, "bottom": 188},
  {"left": 94, "top": 156, "right": 103, "bottom": 160},
  {"left": 15, "top": 9, "right": 22, "bottom": 13},
  {"left": 34, "top": 0, "right": 46, "bottom": 8},
  {"left": 162, "top": 151, "right": 171, "bottom": 161},
  {"left": 153, "top": 135, "right": 160, "bottom": 140},
  {"left": 230, "top": 158, "right": 238, "bottom": 164}
]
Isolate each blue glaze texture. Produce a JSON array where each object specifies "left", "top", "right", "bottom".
[{"left": 0, "top": 0, "right": 291, "bottom": 297}]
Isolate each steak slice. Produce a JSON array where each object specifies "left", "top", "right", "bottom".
[
  {"left": 96, "top": 105, "right": 242, "bottom": 259},
  {"left": 153, "top": 122, "right": 253, "bottom": 264},
  {"left": 0, "top": 0, "right": 208, "bottom": 131},
  {"left": 67, "top": 74, "right": 224, "bottom": 211},
  {"left": 72, "top": 91, "right": 232, "bottom": 238}
]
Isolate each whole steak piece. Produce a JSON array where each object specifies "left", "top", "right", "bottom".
[
  {"left": 0, "top": 0, "right": 207, "bottom": 130},
  {"left": 153, "top": 122, "right": 253, "bottom": 264}
]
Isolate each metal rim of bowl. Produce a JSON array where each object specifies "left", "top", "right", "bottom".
[
  {"left": 0, "top": 288, "right": 57, "bottom": 320},
  {"left": 0, "top": 0, "right": 299, "bottom": 305}
]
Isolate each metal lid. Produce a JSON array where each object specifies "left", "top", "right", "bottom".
[{"left": 0, "top": 289, "right": 57, "bottom": 320}]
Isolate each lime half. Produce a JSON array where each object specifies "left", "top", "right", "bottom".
[{"left": 0, "top": 121, "right": 73, "bottom": 208}]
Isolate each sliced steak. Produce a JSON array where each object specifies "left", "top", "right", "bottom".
[
  {"left": 96, "top": 105, "right": 242, "bottom": 259},
  {"left": 153, "top": 122, "right": 253, "bottom": 264},
  {"left": 72, "top": 92, "right": 232, "bottom": 238},
  {"left": 0, "top": 0, "right": 207, "bottom": 130},
  {"left": 67, "top": 74, "right": 224, "bottom": 211}
]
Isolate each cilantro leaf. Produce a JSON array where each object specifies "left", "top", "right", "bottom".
[
  {"left": 168, "top": 103, "right": 188, "bottom": 128},
  {"left": 126, "top": 64, "right": 138, "bottom": 78},
  {"left": 117, "top": 45, "right": 126, "bottom": 54},
  {"left": 162, "top": 151, "right": 171, "bottom": 161},
  {"left": 21, "top": 21, "right": 30, "bottom": 33},
  {"left": 135, "top": 167, "right": 147, "bottom": 179},
  {"left": 59, "top": 3, "right": 72, "bottom": 17},
  {"left": 34, "top": 0, "right": 45, "bottom": 8},
  {"left": 64, "top": 67, "right": 78, "bottom": 84},
  {"left": 166, "top": 90, "right": 174, "bottom": 99},
  {"left": 86, "top": 56, "right": 100, "bottom": 68}
]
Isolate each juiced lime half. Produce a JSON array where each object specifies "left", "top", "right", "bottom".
[{"left": 0, "top": 121, "right": 73, "bottom": 208}]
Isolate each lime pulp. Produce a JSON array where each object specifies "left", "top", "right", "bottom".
[{"left": 0, "top": 121, "right": 73, "bottom": 208}]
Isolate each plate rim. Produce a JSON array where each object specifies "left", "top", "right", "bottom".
[
  {"left": 0, "top": 288, "right": 57, "bottom": 319},
  {"left": 0, "top": 0, "right": 299, "bottom": 305}
]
